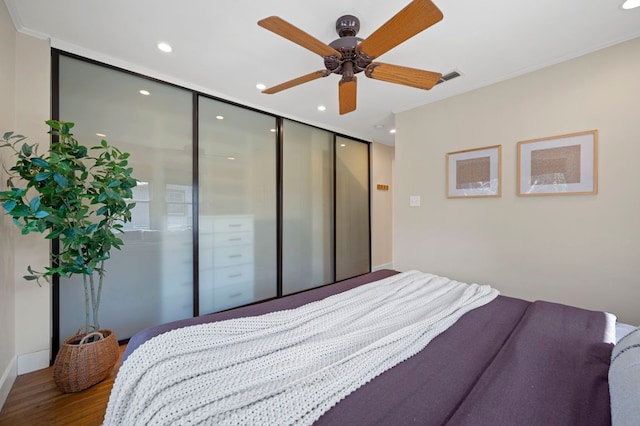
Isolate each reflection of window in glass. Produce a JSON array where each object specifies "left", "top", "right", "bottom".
[
  {"left": 126, "top": 181, "right": 151, "bottom": 230},
  {"left": 166, "top": 184, "right": 192, "bottom": 230},
  {"left": 530, "top": 145, "right": 581, "bottom": 185},
  {"left": 457, "top": 156, "right": 490, "bottom": 190}
]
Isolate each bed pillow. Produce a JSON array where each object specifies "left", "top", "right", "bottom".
[{"left": 609, "top": 327, "right": 640, "bottom": 426}]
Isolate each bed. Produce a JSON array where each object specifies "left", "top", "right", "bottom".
[{"left": 104, "top": 269, "right": 631, "bottom": 425}]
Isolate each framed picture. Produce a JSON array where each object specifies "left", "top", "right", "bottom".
[
  {"left": 517, "top": 130, "right": 597, "bottom": 196},
  {"left": 446, "top": 145, "right": 501, "bottom": 198}
]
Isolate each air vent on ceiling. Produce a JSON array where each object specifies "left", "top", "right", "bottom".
[{"left": 436, "top": 70, "right": 462, "bottom": 85}]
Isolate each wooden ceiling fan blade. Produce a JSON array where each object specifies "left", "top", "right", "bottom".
[
  {"left": 365, "top": 63, "right": 441, "bottom": 90},
  {"left": 358, "top": 0, "right": 443, "bottom": 60},
  {"left": 258, "top": 16, "right": 342, "bottom": 58},
  {"left": 339, "top": 77, "right": 357, "bottom": 115},
  {"left": 263, "top": 70, "right": 331, "bottom": 94}
]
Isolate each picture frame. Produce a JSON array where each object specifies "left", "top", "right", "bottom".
[
  {"left": 446, "top": 145, "right": 501, "bottom": 198},
  {"left": 517, "top": 130, "right": 597, "bottom": 196}
]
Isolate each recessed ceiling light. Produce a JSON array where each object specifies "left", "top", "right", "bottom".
[
  {"left": 157, "top": 42, "right": 172, "bottom": 53},
  {"left": 227, "top": 157, "right": 236, "bottom": 161},
  {"left": 216, "top": 115, "right": 224, "bottom": 120},
  {"left": 374, "top": 124, "right": 384, "bottom": 129},
  {"left": 270, "top": 128, "right": 276, "bottom": 133},
  {"left": 622, "top": 0, "right": 640, "bottom": 9},
  {"left": 390, "top": 129, "right": 397, "bottom": 134},
  {"left": 256, "top": 83, "right": 266, "bottom": 90},
  {"left": 317, "top": 105, "right": 326, "bottom": 112},
  {"left": 96, "top": 133, "right": 106, "bottom": 138},
  {"left": 340, "top": 144, "right": 346, "bottom": 147},
  {"left": 139, "top": 90, "right": 150, "bottom": 96}
]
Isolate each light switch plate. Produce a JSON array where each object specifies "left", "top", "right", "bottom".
[{"left": 409, "top": 195, "right": 421, "bottom": 207}]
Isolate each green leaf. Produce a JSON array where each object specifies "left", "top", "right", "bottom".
[
  {"left": 76, "top": 146, "right": 88, "bottom": 158},
  {"left": 34, "top": 172, "right": 52, "bottom": 181},
  {"left": 53, "top": 173, "right": 69, "bottom": 188},
  {"left": 3, "top": 131, "right": 13, "bottom": 139},
  {"left": 31, "top": 158, "right": 49, "bottom": 168},
  {"left": 44, "top": 214, "right": 63, "bottom": 225},
  {"left": 46, "top": 119, "right": 60, "bottom": 129},
  {"left": 45, "top": 229, "right": 63, "bottom": 239},
  {"left": 29, "top": 196, "right": 41, "bottom": 212},
  {"left": 34, "top": 210, "right": 49, "bottom": 219},
  {"left": 36, "top": 220, "right": 47, "bottom": 232},
  {"left": 21, "top": 143, "right": 32, "bottom": 156},
  {"left": 2, "top": 200, "right": 17, "bottom": 213}
]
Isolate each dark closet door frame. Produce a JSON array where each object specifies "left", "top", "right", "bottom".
[{"left": 50, "top": 49, "right": 371, "bottom": 361}]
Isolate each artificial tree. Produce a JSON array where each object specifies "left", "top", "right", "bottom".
[{"left": 0, "top": 120, "right": 137, "bottom": 337}]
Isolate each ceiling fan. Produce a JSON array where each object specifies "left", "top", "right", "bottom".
[{"left": 258, "top": 0, "right": 444, "bottom": 115}]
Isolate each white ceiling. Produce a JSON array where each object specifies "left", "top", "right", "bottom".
[{"left": 5, "top": 0, "right": 640, "bottom": 145}]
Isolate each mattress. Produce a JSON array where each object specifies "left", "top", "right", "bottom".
[{"left": 115, "top": 269, "right": 614, "bottom": 425}]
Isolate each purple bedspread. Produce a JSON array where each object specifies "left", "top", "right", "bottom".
[{"left": 121, "top": 270, "right": 613, "bottom": 425}]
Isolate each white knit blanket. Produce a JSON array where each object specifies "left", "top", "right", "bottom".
[{"left": 104, "top": 270, "right": 498, "bottom": 425}]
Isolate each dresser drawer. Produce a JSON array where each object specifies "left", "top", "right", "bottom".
[
  {"left": 213, "top": 282, "right": 254, "bottom": 311},
  {"left": 212, "top": 245, "right": 254, "bottom": 268},
  {"left": 211, "top": 231, "right": 253, "bottom": 247},
  {"left": 212, "top": 217, "right": 254, "bottom": 233},
  {"left": 212, "top": 264, "right": 254, "bottom": 287}
]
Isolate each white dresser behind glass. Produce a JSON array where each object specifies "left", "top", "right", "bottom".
[{"left": 199, "top": 215, "right": 255, "bottom": 313}]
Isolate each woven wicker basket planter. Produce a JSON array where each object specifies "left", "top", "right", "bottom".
[{"left": 53, "top": 329, "right": 119, "bottom": 393}]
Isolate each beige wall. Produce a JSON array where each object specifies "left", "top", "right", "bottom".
[
  {"left": 0, "top": 5, "right": 51, "bottom": 395},
  {"left": 371, "top": 142, "right": 394, "bottom": 269},
  {"left": 0, "top": 0, "right": 17, "bottom": 408},
  {"left": 13, "top": 33, "right": 51, "bottom": 368},
  {"left": 394, "top": 37, "right": 640, "bottom": 325}
]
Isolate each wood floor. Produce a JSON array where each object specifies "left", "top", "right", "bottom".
[{"left": 0, "top": 345, "right": 126, "bottom": 426}]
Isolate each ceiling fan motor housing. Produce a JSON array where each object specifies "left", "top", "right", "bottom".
[{"left": 325, "top": 15, "right": 372, "bottom": 80}]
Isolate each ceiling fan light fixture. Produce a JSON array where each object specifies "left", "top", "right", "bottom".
[{"left": 622, "top": 0, "right": 640, "bottom": 9}]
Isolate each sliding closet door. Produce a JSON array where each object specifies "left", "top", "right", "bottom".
[
  {"left": 335, "top": 136, "right": 371, "bottom": 281},
  {"left": 57, "top": 56, "right": 194, "bottom": 343},
  {"left": 198, "top": 97, "right": 277, "bottom": 314},
  {"left": 282, "top": 120, "right": 334, "bottom": 294}
]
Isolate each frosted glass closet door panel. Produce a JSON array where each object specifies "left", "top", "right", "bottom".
[
  {"left": 335, "top": 137, "right": 371, "bottom": 281},
  {"left": 58, "top": 55, "right": 194, "bottom": 344},
  {"left": 282, "top": 120, "right": 334, "bottom": 295},
  {"left": 198, "top": 97, "right": 277, "bottom": 314}
]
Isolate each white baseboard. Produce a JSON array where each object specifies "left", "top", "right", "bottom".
[
  {"left": 17, "top": 349, "right": 49, "bottom": 375},
  {"left": 372, "top": 263, "right": 394, "bottom": 271},
  {"left": 0, "top": 356, "right": 17, "bottom": 411}
]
